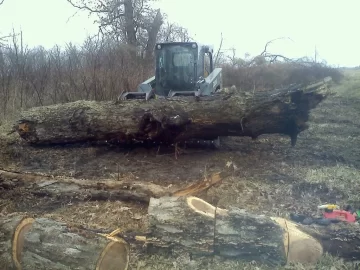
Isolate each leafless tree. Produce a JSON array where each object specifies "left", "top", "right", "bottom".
[
  {"left": 157, "top": 20, "right": 192, "bottom": 43},
  {"left": 66, "top": 0, "right": 164, "bottom": 59}
]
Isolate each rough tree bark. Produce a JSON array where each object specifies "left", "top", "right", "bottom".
[
  {"left": 0, "top": 215, "right": 129, "bottom": 270},
  {"left": 144, "top": 9, "right": 163, "bottom": 59},
  {"left": 13, "top": 78, "right": 332, "bottom": 146},
  {"left": 124, "top": 0, "right": 137, "bottom": 46},
  {"left": 146, "top": 196, "right": 360, "bottom": 266}
]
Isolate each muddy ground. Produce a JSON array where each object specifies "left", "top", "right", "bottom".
[{"left": 1, "top": 70, "right": 360, "bottom": 269}]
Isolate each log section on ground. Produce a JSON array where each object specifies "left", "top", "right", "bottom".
[
  {"left": 1, "top": 197, "right": 359, "bottom": 268},
  {"left": 146, "top": 196, "right": 360, "bottom": 266},
  {"left": 14, "top": 77, "right": 332, "bottom": 145},
  {"left": 0, "top": 169, "right": 227, "bottom": 204},
  {"left": 0, "top": 214, "right": 129, "bottom": 270},
  {"left": 0, "top": 169, "right": 171, "bottom": 204}
]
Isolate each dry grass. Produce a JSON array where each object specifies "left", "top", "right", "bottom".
[
  {"left": 128, "top": 250, "right": 358, "bottom": 270},
  {"left": 42, "top": 200, "right": 149, "bottom": 232},
  {"left": 303, "top": 166, "right": 360, "bottom": 203},
  {"left": 333, "top": 69, "right": 360, "bottom": 99}
]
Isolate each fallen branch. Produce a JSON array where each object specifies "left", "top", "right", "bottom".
[
  {"left": 0, "top": 169, "right": 171, "bottom": 203},
  {"left": 0, "top": 169, "right": 229, "bottom": 204},
  {"left": 172, "top": 171, "right": 229, "bottom": 197}
]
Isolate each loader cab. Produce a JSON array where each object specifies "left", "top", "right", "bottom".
[{"left": 155, "top": 42, "right": 214, "bottom": 96}]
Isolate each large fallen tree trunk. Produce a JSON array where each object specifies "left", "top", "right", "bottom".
[
  {"left": 13, "top": 77, "right": 332, "bottom": 146},
  {"left": 145, "top": 196, "right": 360, "bottom": 266},
  {"left": 0, "top": 215, "right": 130, "bottom": 270}
]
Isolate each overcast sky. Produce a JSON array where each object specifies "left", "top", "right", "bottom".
[{"left": 0, "top": 0, "right": 359, "bottom": 67}]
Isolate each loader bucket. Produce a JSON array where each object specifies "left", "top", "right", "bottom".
[{"left": 118, "top": 91, "right": 153, "bottom": 101}]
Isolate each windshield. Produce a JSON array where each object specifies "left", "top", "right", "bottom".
[{"left": 157, "top": 45, "right": 196, "bottom": 93}]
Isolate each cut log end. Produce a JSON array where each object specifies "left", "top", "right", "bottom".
[
  {"left": 186, "top": 196, "right": 228, "bottom": 218},
  {"left": 272, "top": 217, "right": 323, "bottom": 264},
  {"left": 12, "top": 217, "right": 35, "bottom": 269},
  {"left": 96, "top": 241, "right": 129, "bottom": 270}
]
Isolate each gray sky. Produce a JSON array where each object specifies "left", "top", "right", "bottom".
[{"left": 0, "top": 0, "right": 359, "bottom": 67}]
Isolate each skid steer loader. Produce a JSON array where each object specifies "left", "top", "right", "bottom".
[
  {"left": 118, "top": 41, "right": 223, "bottom": 149},
  {"left": 119, "top": 41, "right": 223, "bottom": 100}
]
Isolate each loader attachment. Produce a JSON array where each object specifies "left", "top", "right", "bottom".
[
  {"left": 118, "top": 76, "right": 156, "bottom": 101},
  {"left": 167, "top": 89, "right": 202, "bottom": 98},
  {"left": 119, "top": 91, "right": 154, "bottom": 100}
]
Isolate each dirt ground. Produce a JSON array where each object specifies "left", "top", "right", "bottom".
[{"left": 1, "top": 69, "right": 360, "bottom": 269}]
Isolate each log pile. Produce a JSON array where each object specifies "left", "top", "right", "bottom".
[
  {"left": 1, "top": 196, "right": 359, "bottom": 269},
  {"left": 13, "top": 77, "right": 332, "bottom": 146}
]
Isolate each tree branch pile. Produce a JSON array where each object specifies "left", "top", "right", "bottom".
[{"left": 13, "top": 77, "right": 332, "bottom": 146}]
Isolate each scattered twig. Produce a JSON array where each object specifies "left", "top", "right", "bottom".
[{"left": 172, "top": 171, "right": 229, "bottom": 197}]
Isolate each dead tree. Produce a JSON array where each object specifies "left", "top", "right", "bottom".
[{"left": 13, "top": 77, "right": 332, "bottom": 147}]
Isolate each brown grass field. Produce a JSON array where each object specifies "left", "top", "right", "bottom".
[{"left": 1, "top": 68, "right": 360, "bottom": 269}]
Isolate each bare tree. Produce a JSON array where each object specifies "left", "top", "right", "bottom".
[
  {"left": 157, "top": 20, "right": 192, "bottom": 43},
  {"left": 66, "top": 0, "right": 164, "bottom": 59}
]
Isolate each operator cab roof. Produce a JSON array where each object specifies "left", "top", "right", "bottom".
[{"left": 155, "top": 42, "right": 214, "bottom": 54}]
